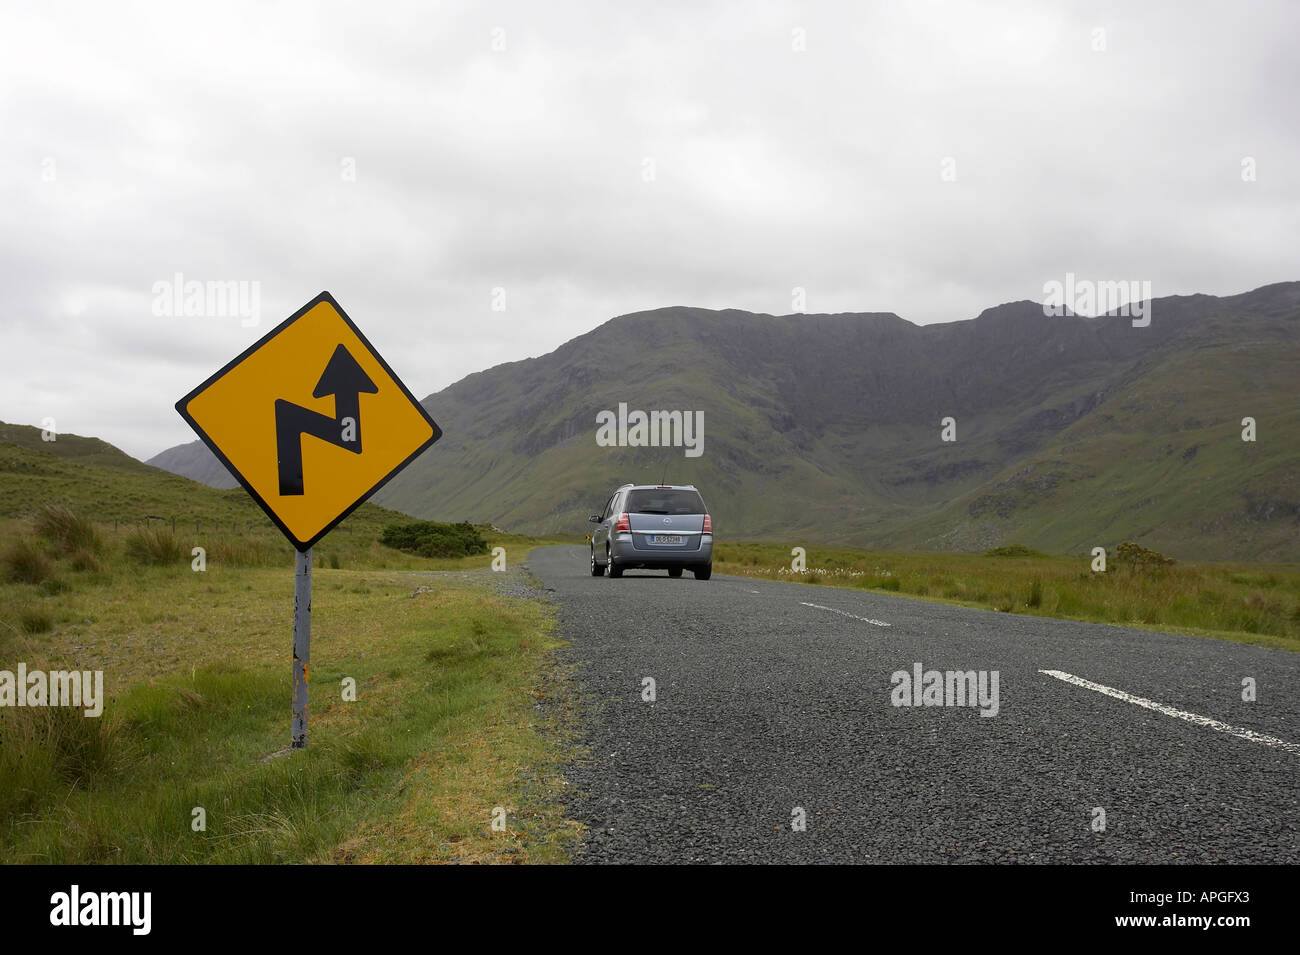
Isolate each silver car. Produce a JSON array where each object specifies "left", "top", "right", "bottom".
[{"left": 589, "top": 484, "right": 713, "bottom": 579}]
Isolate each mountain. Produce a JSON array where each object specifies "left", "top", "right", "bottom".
[
  {"left": 146, "top": 441, "right": 239, "bottom": 490},
  {"left": 149, "top": 282, "right": 1300, "bottom": 560}
]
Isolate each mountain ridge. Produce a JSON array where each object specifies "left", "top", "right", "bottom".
[{"left": 144, "top": 282, "right": 1300, "bottom": 559}]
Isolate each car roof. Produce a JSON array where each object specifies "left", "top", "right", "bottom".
[{"left": 619, "top": 484, "right": 698, "bottom": 491}]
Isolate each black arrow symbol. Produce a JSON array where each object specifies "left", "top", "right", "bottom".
[{"left": 275, "top": 344, "right": 379, "bottom": 496}]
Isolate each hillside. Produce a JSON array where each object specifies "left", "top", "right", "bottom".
[
  {"left": 148, "top": 282, "right": 1300, "bottom": 560},
  {"left": 0, "top": 420, "right": 407, "bottom": 537}
]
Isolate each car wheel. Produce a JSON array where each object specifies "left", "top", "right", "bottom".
[
  {"left": 668, "top": 567, "right": 683, "bottom": 578},
  {"left": 607, "top": 546, "right": 623, "bottom": 578},
  {"left": 590, "top": 547, "right": 604, "bottom": 577},
  {"left": 693, "top": 563, "right": 712, "bottom": 580}
]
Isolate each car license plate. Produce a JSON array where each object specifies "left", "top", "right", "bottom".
[{"left": 650, "top": 535, "right": 683, "bottom": 544}]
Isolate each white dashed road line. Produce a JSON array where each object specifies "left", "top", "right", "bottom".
[
  {"left": 800, "top": 601, "right": 890, "bottom": 627},
  {"left": 1040, "top": 669, "right": 1300, "bottom": 755}
]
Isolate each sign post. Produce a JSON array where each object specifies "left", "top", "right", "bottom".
[
  {"left": 291, "top": 547, "right": 311, "bottom": 747},
  {"left": 175, "top": 292, "right": 441, "bottom": 747}
]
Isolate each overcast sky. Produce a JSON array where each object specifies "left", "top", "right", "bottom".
[{"left": 2, "top": 0, "right": 1296, "bottom": 460}]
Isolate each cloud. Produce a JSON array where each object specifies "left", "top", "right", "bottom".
[{"left": 0, "top": 0, "right": 1296, "bottom": 458}]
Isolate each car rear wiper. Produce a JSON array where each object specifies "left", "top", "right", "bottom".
[{"left": 639, "top": 509, "right": 669, "bottom": 514}]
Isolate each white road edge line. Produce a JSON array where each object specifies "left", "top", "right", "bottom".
[
  {"left": 800, "top": 601, "right": 890, "bottom": 628},
  {"left": 1040, "top": 669, "right": 1300, "bottom": 755}
]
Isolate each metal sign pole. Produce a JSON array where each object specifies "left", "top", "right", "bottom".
[
  {"left": 175, "top": 294, "right": 442, "bottom": 752},
  {"left": 291, "top": 547, "right": 312, "bottom": 748}
]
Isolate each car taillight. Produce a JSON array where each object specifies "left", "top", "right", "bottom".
[
  {"left": 615, "top": 513, "right": 630, "bottom": 533},
  {"left": 702, "top": 514, "right": 712, "bottom": 534}
]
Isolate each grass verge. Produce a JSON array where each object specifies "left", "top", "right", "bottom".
[
  {"left": 714, "top": 540, "right": 1300, "bottom": 651},
  {"left": 0, "top": 516, "right": 580, "bottom": 863}
]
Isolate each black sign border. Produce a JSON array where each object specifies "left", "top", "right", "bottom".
[{"left": 174, "top": 290, "right": 442, "bottom": 552}]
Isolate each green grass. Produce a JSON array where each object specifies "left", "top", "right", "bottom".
[
  {"left": 714, "top": 540, "right": 1300, "bottom": 651},
  {"left": 0, "top": 575, "right": 576, "bottom": 863},
  {"left": 0, "top": 504, "right": 581, "bottom": 863}
]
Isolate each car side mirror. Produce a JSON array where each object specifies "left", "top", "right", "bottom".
[{"left": 588, "top": 515, "right": 601, "bottom": 523}]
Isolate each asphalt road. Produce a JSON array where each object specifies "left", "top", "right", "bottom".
[{"left": 524, "top": 545, "right": 1300, "bottom": 864}]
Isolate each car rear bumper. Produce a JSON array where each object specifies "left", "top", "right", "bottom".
[{"left": 610, "top": 535, "right": 712, "bottom": 568}]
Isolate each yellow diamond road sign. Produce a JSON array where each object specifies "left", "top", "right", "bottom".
[{"left": 176, "top": 292, "right": 441, "bottom": 551}]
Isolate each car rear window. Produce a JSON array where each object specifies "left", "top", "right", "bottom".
[{"left": 625, "top": 489, "right": 706, "bottom": 515}]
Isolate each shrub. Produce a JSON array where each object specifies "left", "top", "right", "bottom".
[
  {"left": 1114, "top": 541, "right": 1176, "bottom": 571},
  {"left": 379, "top": 521, "right": 488, "bottom": 559},
  {"left": 3, "top": 538, "right": 55, "bottom": 584},
  {"left": 35, "top": 504, "right": 101, "bottom": 556},
  {"left": 984, "top": 544, "right": 1047, "bottom": 558},
  {"left": 125, "top": 527, "right": 185, "bottom": 566}
]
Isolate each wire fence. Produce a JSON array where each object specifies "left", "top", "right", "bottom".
[{"left": 95, "top": 517, "right": 354, "bottom": 534}]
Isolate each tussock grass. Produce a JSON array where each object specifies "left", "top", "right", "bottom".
[
  {"left": 35, "top": 504, "right": 102, "bottom": 556},
  {"left": 69, "top": 548, "right": 101, "bottom": 572},
  {"left": 0, "top": 706, "right": 126, "bottom": 818},
  {"left": 3, "top": 537, "right": 54, "bottom": 584},
  {"left": 19, "top": 606, "right": 54, "bottom": 633},
  {"left": 124, "top": 527, "right": 185, "bottom": 566}
]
